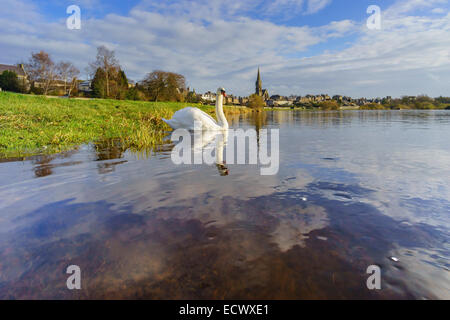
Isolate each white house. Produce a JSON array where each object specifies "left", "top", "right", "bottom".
[{"left": 201, "top": 91, "right": 216, "bottom": 102}]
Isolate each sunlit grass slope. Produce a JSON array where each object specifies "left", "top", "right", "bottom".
[{"left": 0, "top": 92, "right": 246, "bottom": 158}]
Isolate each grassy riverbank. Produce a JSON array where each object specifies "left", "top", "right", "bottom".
[{"left": 0, "top": 92, "right": 248, "bottom": 158}]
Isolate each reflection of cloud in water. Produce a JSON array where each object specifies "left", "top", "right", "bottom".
[
  {"left": 2, "top": 189, "right": 444, "bottom": 299},
  {"left": 385, "top": 246, "right": 450, "bottom": 299},
  {"left": 271, "top": 205, "right": 328, "bottom": 251},
  {"left": 289, "top": 125, "right": 450, "bottom": 228},
  {"left": 339, "top": 149, "right": 450, "bottom": 228}
]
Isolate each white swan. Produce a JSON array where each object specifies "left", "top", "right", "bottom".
[{"left": 163, "top": 87, "right": 228, "bottom": 131}]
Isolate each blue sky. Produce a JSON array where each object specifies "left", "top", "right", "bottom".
[
  {"left": 0, "top": 0, "right": 449, "bottom": 97},
  {"left": 40, "top": 0, "right": 395, "bottom": 26}
]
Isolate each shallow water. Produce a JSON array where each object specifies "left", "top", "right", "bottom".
[{"left": 0, "top": 110, "right": 449, "bottom": 299}]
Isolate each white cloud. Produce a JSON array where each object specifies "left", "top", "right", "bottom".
[
  {"left": 306, "top": 0, "right": 332, "bottom": 14},
  {"left": 266, "top": 9, "right": 450, "bottom": 97},
  {"left": 386, "top": 0, "right": 449, "bottom": 16},
  {"left": 265, "top": 0, "right": 332, "bottom": 15},
  {"left": 137, "top": 0, "right": 331, "bottom": 20},
  {"left": 431, "top": 7, "right": 446, "bottom": 13}
]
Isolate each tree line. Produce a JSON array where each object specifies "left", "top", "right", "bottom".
[
  {"left": 0, "top": 51, "right": 80, "bottom": 96},
  {"left": 0, "top": 46, "right": 196, "bottom": 102}
]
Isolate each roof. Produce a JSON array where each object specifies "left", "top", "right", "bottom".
[{"left": 0, "top": 64, "right": 26, "bottom": 76}]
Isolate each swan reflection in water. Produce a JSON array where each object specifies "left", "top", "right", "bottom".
[
  {"left": 214, "top": 131, "right": 229, "bottom": 176},
  {"left": 176, "top": 129, "right": 229, "bottom": 176}
]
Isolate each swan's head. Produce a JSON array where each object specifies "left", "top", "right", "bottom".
[{"left": 217, "top": 87, "right": 226, "bottom": 97}]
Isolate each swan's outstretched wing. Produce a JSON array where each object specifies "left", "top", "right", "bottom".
[{"left": 164, "top": 107, "right": 220, "bottom": 130}]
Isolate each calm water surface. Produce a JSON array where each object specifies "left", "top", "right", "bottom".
[{"left": 0, "top": 110, "right": 449, "bottom": 299}]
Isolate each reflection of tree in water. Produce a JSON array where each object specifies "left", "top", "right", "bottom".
[
  {"left": 97, "top": 160, "right": 128, "bottom": 174},
  {"left": 250, "top": 111, "right": 267, "bottom": 132},
  {"left": 34, "top": 155, "right": 54, "bottom": 177},
  {"left": 94, "top": 139, "right": 125, "bottom": 161},
  {"left": 247, "top": 111, "right": 267, "bottom": 146},
  {"left": 32, "top": 149, "right": 79, "bottom": 178},
  {"left": 223, "top": 112, "right": 241, "bottom": 127},
  {"left": 271, "top": 109, "right": 442, "bottom": 129},
  {"left": 94, "top": 139, "right": 127, "bottom": 174}
]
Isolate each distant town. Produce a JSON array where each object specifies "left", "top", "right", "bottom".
[
  {"left": 202, "top": 67, "right": 396, "bottom": 108},
  {"left": 1, "top": 48, "right": 449, "bottom": 110},
  {"left": 200, "top": 68, "right": 449, "bottom": 110}
]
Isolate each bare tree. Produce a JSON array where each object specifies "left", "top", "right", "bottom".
[
  {"left": 56, "top": 61, "right": 80, "bottom": 96},
  {"left": 89, "top": 46, "right": 119, "bottom": 97},
  {"left": 25, "top": 51, "right": 56, "bottom": 95}
]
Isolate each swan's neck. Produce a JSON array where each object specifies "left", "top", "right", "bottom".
[{"left": 216, "top": 94, "right": 228, "bottom": 129}]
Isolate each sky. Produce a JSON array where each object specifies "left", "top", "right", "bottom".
[{"left": 0, "top": 0, "right": 449, "bottom": 98}]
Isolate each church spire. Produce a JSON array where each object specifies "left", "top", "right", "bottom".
[{"left": 256, "top": 67, "right": 262, "bottom": 96}]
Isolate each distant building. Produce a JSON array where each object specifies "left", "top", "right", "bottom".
[
  {"left": 270, "top": 95, "right": 282, "bottom": 101},
  {"left": 78, "top": 80, "right": 92, "bottom": 93},
  {"left": 202, "top": 91, "right": 216, "bottom": 102},
  {"left": 255, "top": 67, "right": 269, "bottom": 101},
  {"left": 225, "top": 95, "right": 241, "bottom": 105},
  {"left": 333, "top": 95, "right": 343, "bottom": 102},
  {"left": 274, "top": 100, "right": 291, "bottom": 107},
  {"left": 239, "top": 96, "right": 249, "bottom": 105},
  {"left": 0, "top": 63, "right": 29, "bottom": 89}
]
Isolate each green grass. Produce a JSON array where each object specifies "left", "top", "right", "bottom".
[{"left": 0, "top": 92, "right": 248, "bottom": 158}]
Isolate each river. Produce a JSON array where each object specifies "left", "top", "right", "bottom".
[{"left": 0, "top": 110, "right": 448, "bottom": 299}]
